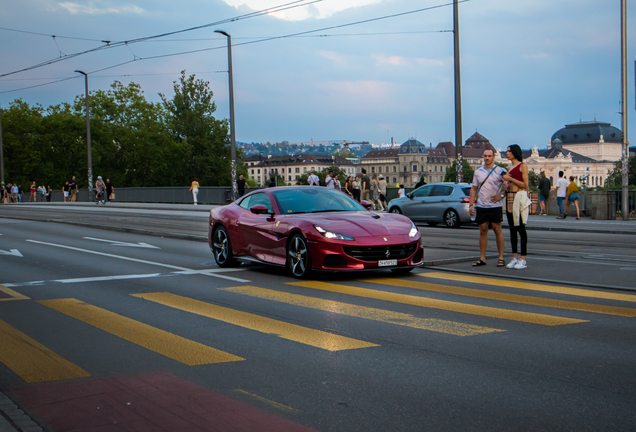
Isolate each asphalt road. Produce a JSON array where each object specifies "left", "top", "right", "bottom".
[{"left": 1, "top": 207, "right": 635, "bottom": 431}]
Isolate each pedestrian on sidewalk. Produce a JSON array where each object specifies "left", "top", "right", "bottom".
[
  {"left": 555, "top": 171, "right": 568, "bottom": 218},
  {"left": 398, "top": 184, "right": 406, "bottom": 198},
  {"left": 361, "top": 169, "right": 370, "bottom": 202},
  {"left": 237, "top": 175, "right": 248, "bottom": 197},
  {"left": 30, "top": 181, "right": 37, "bottom": 202},
  {"left": 46, "top": 185, "right": 52, "bottom": 202},
  {"left": 11, "top": 184, "right": 18, "bottom": 203},
  {"left": 538, "top": 171, "right": 550, "bottom": 215},
  {"left": 106, "top": 179, "right": 114, "bottom": 201},
  {"left": 379, "top": 175, "right": 387, "bottom": 210},
  {"left": 352, "top": 176, "right": 361, "bottom": 201},
  {"left": 502, "top": 144, "right": 530, "bottom": 270},
  {"left": 17, "top": 184, "right": 23, "bottom": 202},
  {"left": 38, "top": 184, "right": 46, "bottom": 201},
  {"left": 95, "top": 176, "right": 106, "bottom": 204},
  {"left": 371, "top": 173, "right": 383, "bottom": 211},
  {"left": 469, "top": 149, "right": 507, "bottom": 267},
  {"left": 565, "top": 176, "right": 580, "bottom": 220},
  {"left": 69, "top": 176, "right": 78, "bottom": 202},
  {"left": 190, "top": 179, "right": 199, "bottom": 205},
  {"left": 307, "top": 171, "right": 320, "bottom": 186},
  {"left": 63, "top": 182, "right": 70, "bottom": 202}
]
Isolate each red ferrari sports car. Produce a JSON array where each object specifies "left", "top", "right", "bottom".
[{"left": 208, "top": 186, "right": 424, "bottom": 278}]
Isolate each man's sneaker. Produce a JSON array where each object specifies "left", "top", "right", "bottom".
[
  {"left": 513, "top": 260, "right": 527, "bottom": 270},
  {"left": 562, "top": 213, "right": 567, "bottom": 219},
  {"left": 506, "top": 258, "right": 519, "bottom": 269}
]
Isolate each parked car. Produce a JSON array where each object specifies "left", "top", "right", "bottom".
[
  {"left": 209, "top": 186, "right": 424, "bottom": 278},
  {"left": 388, "top": 182, "right": 472, "bottom": 228}
]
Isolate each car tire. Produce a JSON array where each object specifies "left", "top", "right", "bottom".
[
  {"left": 287, "top": 234, "right": 312, "bottom": 279},
  {"left": 212, "top": 226, "right": 236, "bottom": 267},
  {"left": 391, "top": 267, "right": 414, "bottom": 274},
  {"left": 390, "top": 207, "right": 402, "bottom": 214},
  {"left": 444, "top": 209, "right": 461, "bottom": 228}
]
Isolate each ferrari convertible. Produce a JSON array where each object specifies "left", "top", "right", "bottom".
[{"left": 208, "top": 186, "right": 424, "bottom": 278}]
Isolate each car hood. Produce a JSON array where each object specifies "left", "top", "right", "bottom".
[{"left": 306, "top": 211, "right": 413, "bottom": 238}]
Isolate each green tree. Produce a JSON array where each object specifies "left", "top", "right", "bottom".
[
  {"left": 528, "top": 170, "right": 539, "bottom": 191},
  {"left": 160, "top": 71, "right": 230, "bottom": 186},
  {"left": 444, "top": 160, "right": 474, "bottom": 183},
  {"left": 605, "top": 158, "right": 636, "bottom": 188},
  {"left": 332, "top": 151, "right": 356, "bottom": 159}
]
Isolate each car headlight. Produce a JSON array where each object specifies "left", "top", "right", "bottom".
[
  {"left": 313, "top": 225, "right": 355, "bottom": 241},
  {"left": 409, "top": 221, "right": 419, "bottom": 239}
]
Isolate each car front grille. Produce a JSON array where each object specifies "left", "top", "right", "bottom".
[{"left": 343, "top": 243, "right": 418, "bottom": 261}]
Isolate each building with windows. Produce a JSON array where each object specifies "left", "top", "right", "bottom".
[
  {"left": 244, "top": 154, "right": 356, "bottom": 186},
  {"left": 359, "top": 149, "right": 401, "bottom": 185}
]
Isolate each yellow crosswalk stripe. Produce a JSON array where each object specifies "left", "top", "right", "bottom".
[
  {"left": 420, "top": 272, "right": 636, "bottom": 303},
  {"left": 132, "top": 292, "right": 378, "bottom": 351},
  {"left": 221, "top": 285, "right": 502, "bottom": 336},
  {"left": 289, "top": 281, "right": 587, "bottom": 326},
  {"left": 39, "top": 299, "right": 244, "bottom": 366},
  {"left": 0, "top": 319, "right": 90, "bottom": 383},
  {"left": 362, "top": 278, "right": 636, "bottom": 317},
  {"left": 0, "top": 285, "right": 29, "bottom": 301}
]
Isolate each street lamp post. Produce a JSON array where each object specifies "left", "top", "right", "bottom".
[
  {"left": 0, "top": 104, "right": 4, "bottom": 190},
  {"left": 75, "top": 70, "right": 93, "bottom": 202},
  {"left": 453, "top": 0, "right": 463, "bottom": 184},
  {"left": 620, "top": 0, "right": 629, "bottom": 220},
  {"left": 215, "top": 30, "right": 237, "bottom": 200}
]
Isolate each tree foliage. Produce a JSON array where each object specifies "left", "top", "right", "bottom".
[
  {"left": 444, "top": 160, "right": 474, "bottom": 183},
  {"left": 605, "top": 158, "right": 636, "bottom": 188},
  {"left": 0, "top": 74, "right": 231, "bottom": 189}
]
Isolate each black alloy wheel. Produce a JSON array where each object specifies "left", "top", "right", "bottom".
[
  {"left": 444, "top": 209, "right": 461, "bottom": 228},
  {"left": 212, "top": 226, "right": 236, "bottom": 267},
  {"left": 287, "top": 234, "right": 312, "bottom": 278}
]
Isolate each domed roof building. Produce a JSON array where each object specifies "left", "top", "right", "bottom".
[{"left": 549, "top": 121, "right": 623, "bottom": 161}]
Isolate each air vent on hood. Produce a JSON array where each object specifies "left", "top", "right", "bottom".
[{"left": 371, "top": 214, "right": 381, "bottom": 219}]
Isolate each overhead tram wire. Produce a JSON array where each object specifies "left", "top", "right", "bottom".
[
  {"left": 0, "top": 0, "right": 322, "bottom": 78},
  {"left": 0, "top": 0, "right": 467, "bottom": 94}
]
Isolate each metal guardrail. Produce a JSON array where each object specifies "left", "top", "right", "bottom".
[
  {"left": 610, "top": 189, "right": 636, "bottom": 217},
  {"left": 46, "top": 187, "right": 241, "bottom": 205}
]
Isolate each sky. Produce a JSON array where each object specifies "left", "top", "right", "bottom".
[{"left": 1, "top": 0, "right": 635, "bottom": 151}]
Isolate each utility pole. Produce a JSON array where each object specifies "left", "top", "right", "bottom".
[
  {"left": 620, "top": 0, "right": 629, "bottom": 220},
  {"left": 453, "top": 0, "right": 463, "bottom": 183},
  {"left": 75, "top": 70, "right": 93, "bottom": 202},
  {"left": 215, "top": 30, "right": 237, "bottom": 200}
]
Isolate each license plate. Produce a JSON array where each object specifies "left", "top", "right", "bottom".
[{"left": 378, "top": 259, "right": 397, "bottom": 267}]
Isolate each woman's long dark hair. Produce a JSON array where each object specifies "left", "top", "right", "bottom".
[{"left": 508, "top": 144, "right": 523, "bottom": 162}]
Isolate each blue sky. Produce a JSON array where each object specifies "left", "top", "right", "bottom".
[{"left": 1, "top": 0, "right": 635, "bottom": 151}]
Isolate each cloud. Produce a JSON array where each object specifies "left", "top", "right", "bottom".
[
  {"left": 374, "top": 54, "right": 407, "bottom": 66},
  {"left": 58, "top": 1, "right": 144, "bottom": 15},
  {"left": 221, "top": 0, "right": 382, "bottom": 21},
  {"left": 319, "top": 50, "right": 347, "bottom": 66},
  {"left": 415, "top": 57, "right": 446, "bottom": 67}
]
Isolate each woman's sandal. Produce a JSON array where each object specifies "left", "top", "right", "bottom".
[
  {"left": 497, "top": 259, "right": 506, "bottom": 267},
  {"left": 472, "top": 259, "right": 487, "bottom": 267}
]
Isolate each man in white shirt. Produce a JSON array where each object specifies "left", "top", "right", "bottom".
[
  {"left": 555, "top": 170, "right": 569, "bottom": 218},
  {"left": 307, "top": 171, "right": 320, "bottom": 186},
  {"left": 325, "top": 171, "right": 335, "bottom": 188}
]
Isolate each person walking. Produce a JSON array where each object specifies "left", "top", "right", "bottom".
[
  {"left": 37, "top": 184, "right": 46, "bottom": 201},
  {"left": 371, "top": 173, "right": 383, "bottom": 211},
  {"left": 95, "top": 176, "right": 106, "bottom": 204},
  {"left": 352, "top": 176, "right": 361, "bottom": 201},
  {"left": 361, "top": 169, "right": 370, "bottom": 202},
  {"left": 469, "top": 149, "right": 507, "bottom": 267},
  {"left": 325, "top": 171, "right": 336, "bottom": 188},
  {"left": 564, "top": 176, "right": 580, "bottom": 220},
  {"left": 307, "top": 171, "right": 320, "bottom": 186},
  {"left": 555, "top": 171, "right": 568, "bottom": 218},
  {"left": 63, "top": 182, "right": 70, "bottom": 202},
  {"left": 11, "top": 184, "right": 19, "bottom": 203},
  {"left": 537, "top": 171, "right": 550, "bottom": 215},
  {"left": 237, "top": 175, "right": 248, "bottom": 197},
  {"left": 190, "top": 179, "right": 199, "bottom": 205},
  {"left": 106, "top": 179, "right": 114, "bottom": 202},
  {"left": 69, "top": 176, "right": 78, "bottom": 202},
  {"left": 344, "top": 176, "right": 354, "bottom": 198},
  {"left": 17, "top": 185, "right": 23, "bottom": 202},
  {"left": 30, "top": 181, "right": 37, "bottom": 202},
  {"left": 398, "top": 184, "right": 406, "bottom": 198},
  {"left": 502, "top": 144, "right": 530, "bottom": 270},
  {"left": 379, "top": 175, "right": 387, "bottom": 210},
  {"left": 46, "top": 185, "right": 52, "bottom": 202}
]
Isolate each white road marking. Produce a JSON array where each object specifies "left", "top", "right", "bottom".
[
  {"left": 0, "top": 249, "right": 23, "bottom": 257},
  {"left": 54, "top": 273, "right": 163, "bottom": 284},
  {"left": 83, "top": 237, "right": 160, "bottom": 249},
  {"left": 25, "top": 240, "right": 250, "bottom": 283}
]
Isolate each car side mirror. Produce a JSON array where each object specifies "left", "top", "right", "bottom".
[
  {"left": 250, "top": 205, "right": 270, "bottom": 215},
  {"left": 360, "top": 200, "right": 373, "bottom": 210},
  {"left": 407, "top": 192, "right": 413, "bottom": 199}
]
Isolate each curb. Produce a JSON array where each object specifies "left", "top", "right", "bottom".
[{"left": 0, "top": 392, "right": 42, "bottom": 432}]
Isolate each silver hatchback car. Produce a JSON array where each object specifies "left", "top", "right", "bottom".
[{"left": 388, "top": 182, "right": 473, "bottom": 228}]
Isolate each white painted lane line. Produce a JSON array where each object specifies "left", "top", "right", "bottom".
[
  {"left": 25, "top": 240, "right": 251, "bottom": 283},
  {"left": 83, "top": 237, "right": 160, "bottom": 249},
  {"left": 0, "top": 249, "right": 23, "bottom": 257},
  {"left": 54, "top": 273, "right": 163, "bottom": 284}
]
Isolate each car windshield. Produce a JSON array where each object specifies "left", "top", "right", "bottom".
[{"left": 272, "top": 188, "right": 365, "bottom": 214}]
